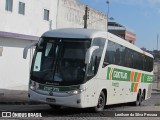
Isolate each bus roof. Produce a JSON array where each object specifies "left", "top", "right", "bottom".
[
  {"left": 42, "top": 28, "right": 153, "bottom": 58},
  {"left": 42, "top": 28, "right": 106, "bottom": 39}
]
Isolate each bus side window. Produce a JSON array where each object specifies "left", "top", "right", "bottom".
[
  {"left": 102, "top": 40, "right": 153, "bottom": 72},
  {"left": 103, "top": 41, "right": 116, "bottom": 68},
  {"left": 87, "top": 38, "right": 105, "bottom": 79},
  {"left": 87, "top": 55, "right": 96, "bottom": 77}
]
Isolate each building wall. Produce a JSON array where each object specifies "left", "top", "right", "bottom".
[
  {"left": 153, "top": 61, "right": 160, "bottom": 89},
  {"left": 57, "top": 0, "right": 107, "bottom": 30},
  {"left": 0, "top": 0, "right": 58, "bottom": 90},
  {"left": 0, "top": 0, "right": 106, "bottom": 91},
  {"left": 108, "top": 29, "right": 136, "bottom": 44},
  {"left": 125, "top": 31, "right": 136, "bottom": 44},
  {"left": 0, "top": 0, "right": 58, "bottom": 36},
  {"left": 0, "top": 37, "right": 34, "bottom": 90},
  {"left": 154, "top": 61, "right": 160, "bottom": 82}
]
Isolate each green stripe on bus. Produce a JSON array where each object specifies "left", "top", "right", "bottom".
[
  {"left": 143, "top": 74, "right": 153, "bottom": 83},
  {"left": 107, "top": 67, "right": 131, "bottom": 82},
  {"left": 131, "top": 83, "right": 134, "bottom": 92},
  {"left": 107, "top": 67, "right": 111, "bottom": 80},
  {"left": 141, "top": 73, "right": 144, "bottom": 82},
  {"left": 106, "top": 67, "right": 153, "bottom": 83},
  {"left": 134, "top": 72, "right": 138, "bottom": 82}
]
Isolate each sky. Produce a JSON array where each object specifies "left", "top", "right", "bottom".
[{"left": 79, "top": 0, "right": 160, "bottom": 51}]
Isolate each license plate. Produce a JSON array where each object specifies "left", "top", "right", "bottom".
[{"left": 46, "top": 98, "right": 56, "bottom": 102}]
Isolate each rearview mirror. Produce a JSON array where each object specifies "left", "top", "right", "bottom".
[
  {"left": 85, "top": 46, "right": 99, "bottom": 64},
  {"left": 23, "top": 43, "right": 37, "bottom": 59}
]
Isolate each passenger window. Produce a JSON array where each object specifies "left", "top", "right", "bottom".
[
  {"left": 103, "top": 41, "right": 116, "bottom": 68},
  {"left": 102, "top": 40, "right": 153, "bottom": 72}
]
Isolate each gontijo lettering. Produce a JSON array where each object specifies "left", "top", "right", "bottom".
[{"left": 113, "top": 71, "right": 128, "bottom": 79}]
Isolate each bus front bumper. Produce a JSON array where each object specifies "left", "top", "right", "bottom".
[{"left": 28, "top": 89, "right": 86, "bottom": 108}]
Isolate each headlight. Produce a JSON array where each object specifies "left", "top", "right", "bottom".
[
  {"left": 30, "top": 81, "right": 39, "bottom": 91},
  {"left": 67, "top": 87, "right": 87, "bottom": 95}
]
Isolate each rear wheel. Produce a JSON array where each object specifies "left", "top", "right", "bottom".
[
  {"left": 141, "top": 91, "right": 145, "bottom": 101},
  {"left": 140, "top": 91, "right": 145, "bottom": 105},
  {"left": 94, "top": 91, "right": 106, "bottom": 112}
]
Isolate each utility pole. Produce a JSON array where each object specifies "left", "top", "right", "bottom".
[
  {"left": 157, "top": 34, "right": 159, "bottom": 51},
  {"left": 106, "top": 1, "right": 110, "bottom": 16},
  {"left": 106, "top": 1, "right": 110, "bottom": 31},
  {"left": 84, "top": 5, "right": 89, "bottom": 28}
]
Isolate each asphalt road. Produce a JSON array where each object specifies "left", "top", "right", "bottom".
[{"left": 0, "top": 94, "right": 159, "bottom": 119}]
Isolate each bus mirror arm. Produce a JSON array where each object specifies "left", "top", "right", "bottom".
[
  {"left": 85, "top": 46, "right": 99, "bottom": 64},
  {"left": 23, "top": 43, "right": 37, "bottom": 59}
]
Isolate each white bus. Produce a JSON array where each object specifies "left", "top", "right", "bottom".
[{"left": 23, "top": 28, "right": 153, "bottom": 112}]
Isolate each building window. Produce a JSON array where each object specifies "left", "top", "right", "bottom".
[
  {"left": 5, "top": 0, "right": 13, "bottom": 12},
  {"left": 44, "top": 9, "right": 49, "bottom": 21},
  {"left": 19, "top": 2, "right": 25, "bottom": 15}
]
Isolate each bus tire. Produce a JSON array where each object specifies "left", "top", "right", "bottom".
[
  {"left": 141, "top": 90, "right": 145, "bottom": 101},
  {"left": 140, "top": 90, "right": 145, "bottom": 105},
  {"left": 94, "top": 91, "right": 106, "bottom": 112},
  {"left": 133, "top": 90, "right": 142, "bottom": 106},
  {"left": 49, "top": 104, "right": 61, "bottom": 110}
]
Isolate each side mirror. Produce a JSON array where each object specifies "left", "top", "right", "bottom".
[
  {"left": 23, "top": 43, "right": 37, "bottom": 59},
  {"left": 85, "top": 46, "right": 99, "bottom": 64}
]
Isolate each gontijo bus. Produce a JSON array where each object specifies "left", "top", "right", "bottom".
[{"left": 23, "top": 28, "right": 153, "bottom": 112}]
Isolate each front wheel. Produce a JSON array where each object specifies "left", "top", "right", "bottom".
[{"left": 94, "top": 91, "right": 106, "bottom": 112}]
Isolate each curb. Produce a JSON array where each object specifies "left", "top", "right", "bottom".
[
  {"left": 151, "top": 92, "right": 160, "bottom": 95},
  {"left": 151, "top": 89, "right": 160, "bottom": 95},
  {"left": 0, "top": 101, "right": 42, "bottom": 105},
  {"left": 152, "top": 89, "right": 160, "bottom": 92}
]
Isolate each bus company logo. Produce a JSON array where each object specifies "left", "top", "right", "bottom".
[
  {"left": 113, "top": 71, "right": 128, "bottom": 80},
  {"left": 2, "top": 112, "right": 11, "bottom": 117},
  {"left": 49, "top": 91, "right": 53, "bottom": 96}
]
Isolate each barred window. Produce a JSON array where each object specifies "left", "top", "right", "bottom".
[
  {"left": 5, "top": 0, "right": 13, "bottom": 12},
  {"left": 44, "top": 9, "right": 49, "bottom": 21},
  {"left": 19, "top": 2, "right": 25, "bottom": 15}
]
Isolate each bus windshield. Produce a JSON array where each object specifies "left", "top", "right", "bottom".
[{"left": 30, "top": 37, "right": 91, "bottom": 86}]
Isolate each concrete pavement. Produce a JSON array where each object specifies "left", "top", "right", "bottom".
[{"left": 0, "top": 89, "right": 29, "bottom": 104}]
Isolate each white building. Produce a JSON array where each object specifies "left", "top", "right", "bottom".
[
  {"left": 0, "top": 0, "right": 58, "bottom": 90},
  {"left": 0, "top": 0, "right": 107, "bottom": 91},
  {"left": 57, "top": 0, "right": 107, "bottom": 30}
]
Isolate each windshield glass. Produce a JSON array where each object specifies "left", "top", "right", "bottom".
[{"left": 31, "top": 37, "right": 91, "bottom": 86}]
